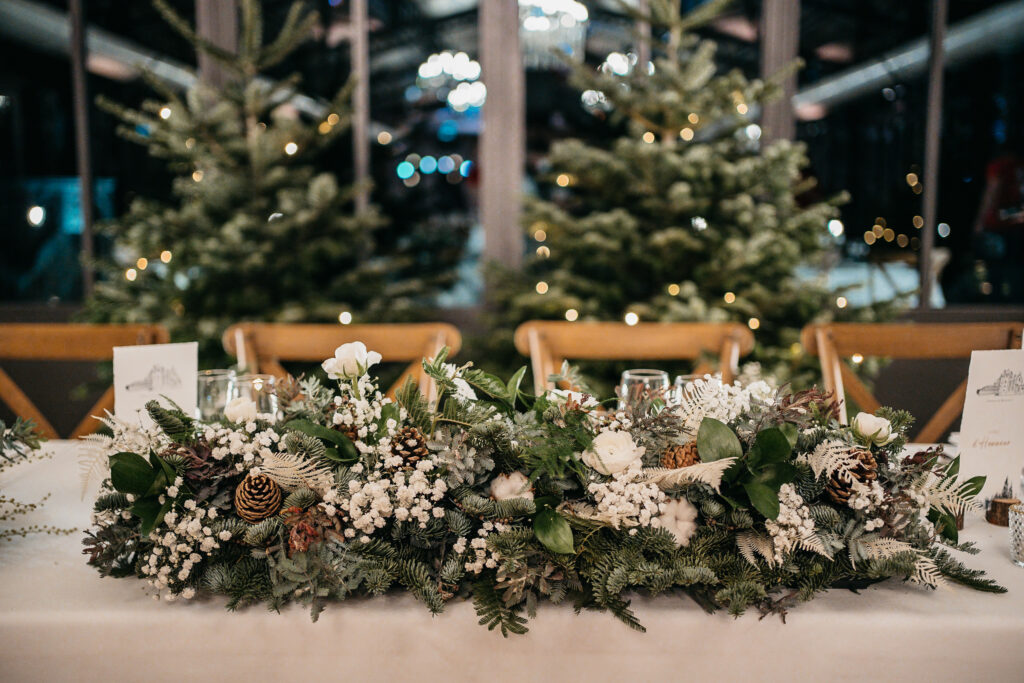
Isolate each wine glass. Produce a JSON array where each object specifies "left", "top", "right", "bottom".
[
  {"left": 618, "top": 369, "right": 670, "bottom": 410},
  {"left": 232, "top": 374, "right": 278, "bottom": 418},
  {"left": 197, "top": 369, "right": 235, "bottom": 421}
]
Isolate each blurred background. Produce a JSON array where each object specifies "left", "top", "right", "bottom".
[{"left": 1, "top": 0, "right": 1023, "bottom": 433}]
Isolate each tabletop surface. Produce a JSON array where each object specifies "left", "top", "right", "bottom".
[{"left": 2, "top": 440, "right": 1023, "bottom": 683}]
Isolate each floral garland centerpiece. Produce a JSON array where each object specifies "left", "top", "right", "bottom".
[{"left": 83, "top": 343, "right": 1004, "bottom": 634}]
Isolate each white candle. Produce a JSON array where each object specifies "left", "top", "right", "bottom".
[{"left": 235, "top": 328, "right": 247, "bottom": 372}]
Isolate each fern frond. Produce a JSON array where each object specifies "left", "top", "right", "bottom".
[
  {"left": 243, "top": 517, "right": 283, "bottom": 546},
  {"left": 921, "top": 474, "right": 982, "bottom": 517},
  {"left": 801, "top": 439, "right": 861, "bottom": 481},
  {"left": 797, "top": 530, "right": 832, "bottom": 559},
  {"left": 909, "top": 555, "right": 946, "bottom": 588},
  {"left": 736, "top": 531, "right": 776, "bottom": 568},
  {"left": 641, "top": 457, "right": 736, "bottom": 493},
  {"left": 260, "top": 450, "right": 334, "bottom": 493},
  {"left": 854, "top": 538, "right": 916, "bottom": 568}
]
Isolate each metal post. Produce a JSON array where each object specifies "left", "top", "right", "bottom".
[
  {"left": 351, "top": 0, "right": 370, "bottom": 214},
  {"left": 759, "top": 0, "right": 800, "bottom": 142},
  {"left": 69, "top": 0, "right": 93, "bottom": 296},
  {"left": 480, "top": 0, "right": 525, "bottom": 269},
  {"left": 636, "top": 0, "right": 650, "bottom": 70},
  {"left": 919, "top": 0, "right": 947, "bottom": 310},
  {"left": 195, "top": 0, "right": 237, "bottom": 88}
]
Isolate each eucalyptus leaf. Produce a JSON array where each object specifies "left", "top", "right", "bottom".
[
  {"left": 743, "top": 481, "right": 781, "bottom": 520},
  {"left": 534, "top": 509, "right": 574, "bottom": 554},
  {"left": 109, "top": 452, "right": 156, "bottom": 495},
  {"left": 286, "top": 419, "right": 358, "bottom": 464},
  {"left": 696, "top": 418, "right": 742, "bottom": 462}
]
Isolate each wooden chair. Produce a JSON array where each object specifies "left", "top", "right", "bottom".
[
  {"left": 222, "top": 322, "right": 462, "bottom": 399},
  {"left": 0, "top": 323, "right": 170, "bottom": 439},
  {"left": 513, "top": 321, "right": 755, "bottom": 394},
  {"left": 801, "top": 322, "right": 1024, "bottom": 442}
]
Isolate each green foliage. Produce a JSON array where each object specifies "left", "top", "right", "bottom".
[
  {"left": 473, "top": 580, "right": 529, "bottom": 637},
  {"left": 83, "top": 0, "right": 456, "bottom": 361},
  {"left": 146, "top": 400, "right": 196, "bottom": 444},
  {"left": 203, "top": 557, "right": 274, "bottom": 610},
  {"left": 484, "top": 0, "right": 893, "bottom": 387}
]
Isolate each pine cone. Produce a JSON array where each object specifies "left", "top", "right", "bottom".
[
  {"left": 234, "top": 473, "right": 283, "bottom": 523},
  {"left": 826, "top": 448, "right": 878, "bottom": 505},
  {"left": 391, "top": 426, "right": 429, "bottom": 468},
  {"left": 328, "top": 402, "right": 360, "bottom": 443},
  {"left": 661, "top": 441, "right": 700, "bottom": 469}
]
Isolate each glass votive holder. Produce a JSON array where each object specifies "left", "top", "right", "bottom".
[
  {"left": 618, "top": 369, "right": 670, "bottom": 410},
  {"left": 671, "top": 374, "right": 701, "bottom": 405},
  {"left": 1010, "top": 503, "right": 1024, "bottom": 568},
  {"left": 197, "top": 369, "right": 236, "bottom": 421},
  {"left": 232, "top": 374, "right": 278, "bottom": 418}
]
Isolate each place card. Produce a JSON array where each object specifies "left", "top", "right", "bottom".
[
  {"left": 960, "top": 348, "right": 1024, "bottom": 499},
  {"left": 113, "top": 342, "right": 198, "bottom": 427}
]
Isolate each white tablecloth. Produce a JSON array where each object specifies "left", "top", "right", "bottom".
[{"left": 2, "top": 441, "right": 1023, "bottom": 683}]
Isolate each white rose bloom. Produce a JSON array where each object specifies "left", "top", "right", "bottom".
[
  {"left": 658, "top": 497, "right": 699, "bottom": 547},
  {"left": 547, "top": 388, "right": 599, "bottom": 408},
  {"left": 322, "top": 341, "right": 383, "bottom": 379},
  {"left": 489, "top": 472, "right": 534, "bottom": 501},
  {"left": 582, "top": 430, "right": 644, "bottom": 475},
  {"left": 852, "top": 412, "right": 896, "bottom": 445},
  {"left": 224, "top": 397, "right": 258, "bottom": 423}
]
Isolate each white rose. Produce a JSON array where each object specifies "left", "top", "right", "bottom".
[
  {"left": 322, "top": 341, "right": 383, "bottom": 379},
  {"left": 852, "top": 412, "right": 896, "bottom": 446},
  {"left": 489, "top": 472, "right": 534, "bottom": 501},
  {"left": 547, "top": 388, "right": 599, "bottom": 409},
  {"left": 657, "top": 497, "right": 699, "bottom": 547},
  {"left": 223, "top": 397, "right": 257, "bottom": 423},
  {"left": 582, "top": 430, "right": 644, "bottom": 475}
]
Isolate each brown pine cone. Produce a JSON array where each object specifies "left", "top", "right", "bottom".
[
  {"left": 391, "top": 426, "right": 429, "bottom": 468},
  {"left": 328, "top": 401, "right": 361, "bottom": 443},
  {"left": 661, "top": 441, "right": 700, "bottom": 469},
  {"left": 826, "top": 448, "right": 878, "bottom": 505},
  {"left": 234, "top": 473, "right": 283, "bottom": 523}
]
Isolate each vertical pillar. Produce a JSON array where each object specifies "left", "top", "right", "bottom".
[
  {"left": 351, "top": 0, "right": 370, "bottom": 214},
  {"left": 480, "top": 0, "right": 524, "bottom": 269},
  {"left": 759, "top": 0, "right": 800, "bottom": 142},
  {"left": 69, "top": 0, "right": 93, "bottom": 295},
  {"left": 636, "top": 0, "right": 650, "bottom": 71},
  {"left": 195, "top": 0, "right": 238, "bottom": 88},
  {"left": 919, "top": 0, "right": 947, "bottom": 310}
]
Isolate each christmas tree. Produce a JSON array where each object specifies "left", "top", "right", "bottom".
[
  {"left": 85, "top": 0, "right": 415, "bottom": 361},
  {"left": 488, "top": 0, "right": 885, "bottom": 388}
]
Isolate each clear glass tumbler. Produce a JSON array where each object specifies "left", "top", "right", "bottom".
[
  {"left": 618, "top": 369, "right": 670, "bottom": 410},
  {"left": 671, "top": 374, "right": 701, "bottom": 405},
  {"left": 197, "top": 369, "right": 236, "bottom": 421},
  {"left": 233, "top": 374, "right": 278, "bottom": 418},
  {"left": 1010, "top": 503, "right": 1024, "bottom": 568}
]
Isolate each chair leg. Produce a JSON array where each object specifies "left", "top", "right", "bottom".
[
  {"left": 916, "top": 379, "right": 967, "bottom": 444},
  {"left": 0, "top": 367, "right": 59, "bottom": 439},
  {"left": 71, "top": 386, "right": 116, "bottom": 439}
]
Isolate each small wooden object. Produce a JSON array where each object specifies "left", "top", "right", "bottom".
[{"left": 986, "top": 497, "right": 1022, "bottom": 527}]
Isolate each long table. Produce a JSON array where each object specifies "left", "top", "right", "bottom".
[{"left": 2, "top": 441, "right": 1023, "bottom": 682}]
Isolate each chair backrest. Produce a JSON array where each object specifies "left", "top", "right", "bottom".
[
  {"left": 801, "top": 322, "right": 1024, "bottom": 442},
  {"left": 0, "top": 323, "right": 170, "bottom": 439},
  {"left": 513, "top": 321, "right": 755, "bottom": 394},
  {"left": 222, "top": 322, "right": 462, "bottom": 399}
]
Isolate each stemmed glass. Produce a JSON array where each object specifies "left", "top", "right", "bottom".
[
  {"left": 233, "top": 374, "right": 279, "bottom": 418},
  {"left": 196, "top": 370, "right": 236, "bottom": 421},
  {"left": 618, "top": 369, "right": 670, "bottom": 410}
]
